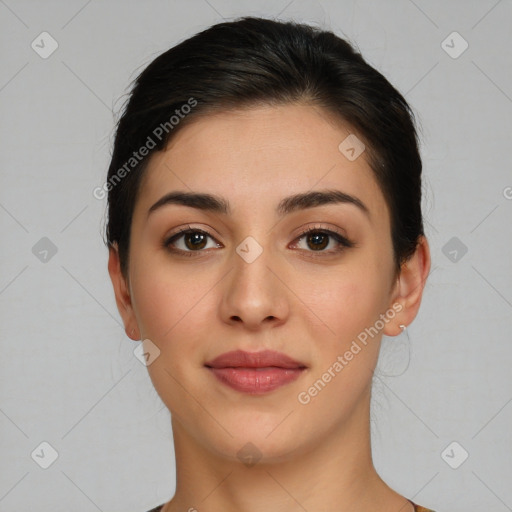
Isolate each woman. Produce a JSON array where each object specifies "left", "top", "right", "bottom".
[{"left": 105, "top": 16, "right": 434, "bottom": 512}]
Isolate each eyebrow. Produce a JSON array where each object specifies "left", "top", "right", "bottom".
[{"left": 147, "top": 189, "right": 370, "bottom": 220}]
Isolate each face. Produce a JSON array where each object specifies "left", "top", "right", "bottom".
[{"left": 110, "top": 104, "right": 408, "bottom": 464}]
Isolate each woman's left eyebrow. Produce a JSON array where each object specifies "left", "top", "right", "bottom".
[{"left": 147, "top": 189, "right": 370, "bottom": 221}]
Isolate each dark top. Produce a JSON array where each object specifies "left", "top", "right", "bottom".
[{"left": 146, "top": 500, "right": 436, "bottom": 511}]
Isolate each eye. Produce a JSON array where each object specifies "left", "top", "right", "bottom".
[
  {"left": 163, "top": 224, "right": 355, "bottom": 258},
  {"left": 292, "top": 225, "right": 354, "bottom": 255},
  {"left": 163, "top": 225, "right": 221, "bottom": 257}
]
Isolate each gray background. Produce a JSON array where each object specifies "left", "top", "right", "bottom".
[{"left": 1, "top": 0, "right": 511, "bottom": 511}]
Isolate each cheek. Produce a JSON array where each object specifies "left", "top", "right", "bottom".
[
  {"left": 130, "top": 265, "right": 210, "bottom": 404},
  {"left": 129, "top": 260, "right": 200, "bottom": 341},
  {"left": 299, "top": 264, "right": 386, "bottom": 345},
  {"left": 129, "top": 259, "right": 219, "bottom": 367},
  {"left": 130, "top": 275, "right": 172, "bottom": 338}
]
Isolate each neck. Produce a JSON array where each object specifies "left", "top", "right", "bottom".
[{"left": 162, "top": 389, "right": 413, "bottom": 512}]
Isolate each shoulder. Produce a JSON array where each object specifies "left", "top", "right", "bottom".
[{"left": 145, "top": 505, "right": 164, "bottom": 512}]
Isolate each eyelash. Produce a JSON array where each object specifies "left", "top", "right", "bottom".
[{"left": 163, "top": 224, "right": 355, "bottom": 258}]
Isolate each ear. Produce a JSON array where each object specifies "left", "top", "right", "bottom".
[
  {"left": 107, "top": 243, "right": 140, "bottom": 340},
  {"left": 383, "top": 235, "right": 431, "bottom": 337}
]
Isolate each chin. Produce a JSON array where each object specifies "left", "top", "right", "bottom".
[
  {"left": 196, "top": 413, "right": 314, "bottom": 466},
  {"left": 215, "top": 435, "right": 304, "bottom": 467}
]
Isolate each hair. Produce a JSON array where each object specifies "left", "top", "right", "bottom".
[{"left": 104, "top": 16, "right": 425, "bottom": 281}]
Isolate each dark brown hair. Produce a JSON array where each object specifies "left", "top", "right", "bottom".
[{"left": 103, "top": 16, "right": 424, "bottom": 280}]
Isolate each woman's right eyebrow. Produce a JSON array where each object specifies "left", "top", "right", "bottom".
[
  {"left": 147, "top": 189, "right": 370, "bottom": 221},
  {"left": 147, "top": 191, "right": 230, "bottom": 217}
]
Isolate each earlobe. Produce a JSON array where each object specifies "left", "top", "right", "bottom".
[
  {"left": 107, "top": 243, "right": 139, "bottom": 340},
  {"left": 384, "top": 236, "right": 431, "bottom": 337}
]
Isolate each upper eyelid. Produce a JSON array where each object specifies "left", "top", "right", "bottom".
[{"left": 297, "top": 224, "right": 346, "bottom": 238}]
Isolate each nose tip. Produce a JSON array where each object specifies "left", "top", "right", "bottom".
[{"left": 221, "top": 257, "right": 288, "bottom": 330}]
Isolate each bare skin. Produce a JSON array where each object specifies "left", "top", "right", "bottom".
[{"left": 108, "top": 103, "right": 431, "bottom": 512}]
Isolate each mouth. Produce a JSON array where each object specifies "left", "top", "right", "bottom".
[{"left": 204, "top": 349, "right": 307, "bottom": 394}]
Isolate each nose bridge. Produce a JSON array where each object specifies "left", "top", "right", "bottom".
[
  {"left": 220, "top": 232, "right": 288, "bottom": 327},
  {"left": 232, "top": 234, "right": 276, "bottom": 300}
]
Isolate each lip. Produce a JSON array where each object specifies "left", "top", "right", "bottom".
[
  {"left": 205, "top": 349, "right": 306, "bottom": 369},
  {"left": 205, "top": 350, "right": 307, "bottom": 394}
]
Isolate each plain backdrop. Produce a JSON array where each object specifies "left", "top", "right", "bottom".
[{"left": 1, "top": 1, "right": 511, "bottom": 511}]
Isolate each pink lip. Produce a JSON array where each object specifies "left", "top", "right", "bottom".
[{"left": 205, "top": 350, "right": 307, "bottom": 394}]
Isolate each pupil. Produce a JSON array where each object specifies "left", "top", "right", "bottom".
[
  {"left": 308, "top": 233, "right": 328, "bottom": 250},
  {"left": 186, "top": 232, "right": 206, "bottom": 250}
]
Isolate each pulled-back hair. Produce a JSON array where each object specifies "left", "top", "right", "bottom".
[{"left": 104, "top": 16, "right": 424, "bottom": 280}]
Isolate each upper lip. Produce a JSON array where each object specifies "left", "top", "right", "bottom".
[{"left": 205, "top": 349, "right": 307, "bottom": 369}]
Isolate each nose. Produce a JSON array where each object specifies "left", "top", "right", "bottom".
[{"left": 219, "top": 243, "right": 289, "bottom": 331}]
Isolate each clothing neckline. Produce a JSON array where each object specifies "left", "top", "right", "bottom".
[{"left": 148, "top": 498, "right": 432, "bottom": 512}]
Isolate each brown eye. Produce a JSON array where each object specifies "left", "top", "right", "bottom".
[
  {"left": 164, "top": 227, "right": 220, "bottom": 256},
  {"left": 183, "top": 231, "right": 208, "bottom": 250},
  {"left": 293, "top": 227, "right": 354, "bottom": 255},
  {"left": 305, "top": 231, "right": 329, "bottom": 251}
]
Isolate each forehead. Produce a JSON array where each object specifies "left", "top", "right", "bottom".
[{"left": 135, "top": 104, "right": 389, "bottom": 224}]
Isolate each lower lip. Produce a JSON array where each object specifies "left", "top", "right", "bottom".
[{"left": 207, "top": 367, "right": 305, "bottom": 394}]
